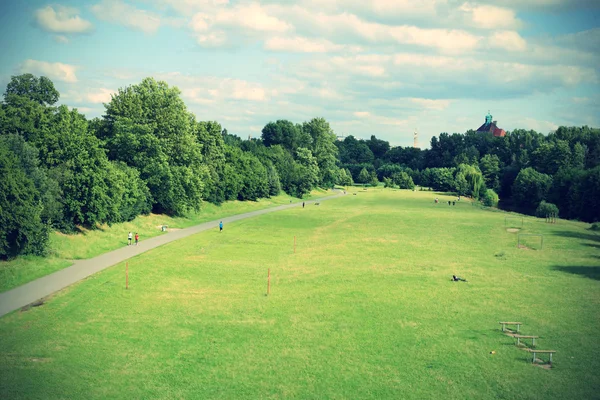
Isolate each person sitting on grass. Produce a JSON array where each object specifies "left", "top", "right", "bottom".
[{"left": 452, "top": 275, "right": 467, "bottom": 282}]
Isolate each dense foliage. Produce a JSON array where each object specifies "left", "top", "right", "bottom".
[{"left": 1, "top": 73, "right": 599, "bottom": 258}]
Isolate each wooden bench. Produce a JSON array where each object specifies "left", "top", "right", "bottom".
[
  {"left": 513, "top": 335, "right": 539, "bottom": 347},
  {"left": 499, "top": 321, "right": 522, "bottom": 333},
  {"left": 315, "top": 202, "right": 320, "bottom": 206},
  {"left": 527, "top": 349, "right": 556, "bottom": 365}
]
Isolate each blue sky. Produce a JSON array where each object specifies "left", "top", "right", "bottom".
[{"left": 0, "top": 0, "right": 598, "bottom": 147}]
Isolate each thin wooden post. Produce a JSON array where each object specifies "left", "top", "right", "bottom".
[
  {"left": 294, "top": 236, "right": 296, "bottom": 253},
  {"left": 126, "top": 262, "right": 129, "bottom": 290},
  {"left": 267, "top": 268, "right": 271, "bottom": 296}
]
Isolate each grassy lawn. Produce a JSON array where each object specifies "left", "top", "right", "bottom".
[
  {"left": 1, "top": 189, "right": 598, "bottom": 399},
  {"left": 0, "top": 190, "right": 328, "bottom": 293}
]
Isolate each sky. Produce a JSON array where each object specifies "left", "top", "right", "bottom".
[{"left": 0, "top": 0, "right": 598, "bottom": 147}]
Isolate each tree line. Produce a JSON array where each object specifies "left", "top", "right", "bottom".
[{"left": 1, "top": 74, "right": 599, "bottom": 259}]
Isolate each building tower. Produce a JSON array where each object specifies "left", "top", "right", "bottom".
[{"left": 413, "top": 129, "right": 419, "bottom": 149}]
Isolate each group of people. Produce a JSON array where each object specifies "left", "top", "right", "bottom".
[
  {"left": 434, "top": 197, "right": 460, "bottom": 206},
  {"left": 127, "top": 232, "right": 139, "bottom": 246},
  {"left": 127, "top": 220, "right": 224, "bottom": 247}
]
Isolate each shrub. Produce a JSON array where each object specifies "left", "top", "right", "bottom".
[
  {"left": 535, "top": 201, "right": 559, "bottom": 218},
  {"left": 481, "top": 189, "right": 499, "bottom": 207}
]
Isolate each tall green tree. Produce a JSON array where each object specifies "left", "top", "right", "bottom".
[
  {"left": 0, "top": 142, "right": 49, "bottom": 258},
  {"left": 512, "top": 167, "right": 552, "bottom": 212},
  {"left": 302, "top": 117, "right": 339, "bottom": 187},
  {"left": 101, "top": 78, "right": 206, "bottom": 215}
]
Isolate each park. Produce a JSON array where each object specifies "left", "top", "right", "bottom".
[{"left": 0, "top": 188, "right": 598, "bottom": 399}]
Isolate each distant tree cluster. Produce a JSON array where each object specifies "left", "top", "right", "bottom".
[
  {"left": 2, "top": 73, "right": 599, "bottom": 259},
  {"left": 336, "top": 128, "right": 600, "bottom": 221}
]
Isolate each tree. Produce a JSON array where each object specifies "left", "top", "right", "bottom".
[
  {"left": 536, "top": 201, "right": 559, "bottom": 218},
  {"left": 481, "top": 189, "right": 499, "bottom": 207},
  {"left": 101, "top": 78, "right": 206, "bottom": 215},
  {"left": 0, "top": 134, "right": 63, "bottom": 225},
  {"left": 302, "top": 117, "right": 339, "bottom": 187},
  {"left": 512, "top": 167, "right": 553, "bottom": 212},
  {"left": 336, "top": 168, "right": 353, "bottom": 186},
  {"left": 357, "top": 167, "right": 370, "bottom": 184},
  {"left": 0, "top": 142, "right": 49, "bottom": 258},
  {"left": 479, "top": 154, "right": 501, "bottom": 192},
  {"left": 262, "top": 120, "right": 311, "bottom": 152},
  {"left": 391, "top": 172, "right": 415, "bottom": 189},
  {"left": 4, "top": 74, "right": 59, "bottom": 106},
  {"left": 337, "top": 135, "right": 374, "bottom": 164}
]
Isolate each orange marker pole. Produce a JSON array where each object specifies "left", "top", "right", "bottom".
[
  {"left": 126, "top": 262, "right": 129, "bottom": 290},
  {"left": 294, "top": 236, "right": 296, "bottom": 253},
  {"left": 267, "top": 268, "right": 271, "bottom": 296}
]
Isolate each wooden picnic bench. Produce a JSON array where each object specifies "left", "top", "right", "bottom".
[
  {"left": 513, "top": 335, "right": 539, "bottom": 347},
  {"left": 499, "top": 321, "right": 522, "bottom": 333},
  {"left": 527, "top": 349, "right": 556, "bottom": 365}
]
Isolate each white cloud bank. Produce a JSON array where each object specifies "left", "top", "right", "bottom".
[
  {"left": 21, "top": 59, "right": 78, "bottom": 83},
  {"left": 34, "top": 5, "right": 93, "bottom": 34}
]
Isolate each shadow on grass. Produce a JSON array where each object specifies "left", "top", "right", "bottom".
[
  {"left": 584, "top": 243, "right": 600, "bottom": 249},
  {"left": 553, "top": 266, "right": 600, "bottom": 281},
  {"left": 552, "top": 230, "right": 600, "bottom": 242}
]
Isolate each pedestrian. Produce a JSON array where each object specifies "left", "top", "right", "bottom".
[
  {"left": 448, "top": 200, "right": 451, "bottom": 206},
  {"left": 135, "top": 232, "right": 139, "bottom": 245},
  {"left": 302, "top": 202, "right": 305, "bottom": 208},
  {"left": 128, "top": 231, "right": 132, "bottom": 246},
  {"left": 452, "top": 201, "right": 455, "bottom": 206},
  {"left": 435, "top": 198, "right": 438, "bottom": 203},
  {"left": 219, "top": 221, "right": 223, "bottom": 232}
]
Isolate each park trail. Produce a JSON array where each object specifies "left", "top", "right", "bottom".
[{"left": 0, "top": 191, "right": 344, "bottom": 318}]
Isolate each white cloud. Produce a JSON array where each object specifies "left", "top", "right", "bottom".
[
  {"left": 158, "top": 73, "right": 270, "bottom": 102},
  {"left": 460, "top": 4, "right": 522, "bottom": 30},
  {"left": 86, "top": 88, "right": 115, "bottom": 103},
  {"left": 354, "top": 111, "right": 371, "bottom": 118},
  {"left": 388, "top": 25, "right": 481, "bottom": 53},
  {"left": 34, "top": 5, "right": 93, "bottom": 34},
  {"left": 489, "top": 31, "right": 527, "bottom": 52},
  {"left": 92, "top": 0, "right": 161, "bottom": 34},
  {"left": 21, "top": 59, "right": 78, "bottom": 83}
]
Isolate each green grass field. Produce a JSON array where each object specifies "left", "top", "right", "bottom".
[
  {"left": 1, "top": 189, "right": 599, "bottom": 399},
  {"left": 0, "top": 190, "right": 327, "bottom": 293}
]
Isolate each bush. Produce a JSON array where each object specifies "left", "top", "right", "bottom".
[
  {"left": 535, "top": 201, "right": 559, "bottom": 218},
  {"left": 392, "top": 172, "right": 415, "bottom": 190},
  {"left": 590, "top": 223, "right": 600, "bottom": 231},
  {"left": 481, "top": 189, "right": 499, "bottom": 207}
]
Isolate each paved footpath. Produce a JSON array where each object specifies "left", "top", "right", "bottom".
[{"left": 0, "top": 192, "right": 344, "bottom": 318}]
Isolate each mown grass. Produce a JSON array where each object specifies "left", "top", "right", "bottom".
[
  {"left": 0, "top": 190, "right": 328, "bottom": 293},
  {"left": 0, "top": 189, "right": 598, "bottom": 399}
]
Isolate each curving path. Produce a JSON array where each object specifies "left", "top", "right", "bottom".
[{"left": 0, "top": 191, "right": 344, "bottom": 318}]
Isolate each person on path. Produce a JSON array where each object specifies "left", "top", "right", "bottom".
[
  {"left": 135, "top": 233, "right": 139, "bottom": 245},
  {"left": 302, "top": 202, "right": 305, "bottom": 208},
  {"left": 128, "top": 232, "right": 132, "bottom": 246},
  {"left": 219, "top": 221, "right": 223, "bottom": 232}
]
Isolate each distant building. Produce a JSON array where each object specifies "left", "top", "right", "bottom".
[
  {"left": 476, "top": 111, "right": 506, "bottom": 137},
  {"left": 336, "top": 135, "right": 346, "bottom": 141}
]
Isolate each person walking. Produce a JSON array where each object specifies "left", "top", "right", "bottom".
[
  {"left": 128, "top": 231, "right": 132, "bottom": 246},
  {"left": 302, "top": 202, "right": 305, "bottom": 208},
  {"left": 135, "top": 233, "right": 139, "bottom": 245},
  {"left": 219, "top": 221, "right": 223, "bottom": 232}
]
